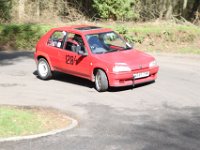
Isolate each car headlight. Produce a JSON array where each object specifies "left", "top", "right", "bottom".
[
  {"left": 149, "top": 60, "right": 157, "bottom": 68},
  {"left": 113, "top": 63, "right": 131, "bottom": 73}
]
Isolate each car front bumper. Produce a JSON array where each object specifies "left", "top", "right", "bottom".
[{"left": 108, "top": 66, "right": 159, "bottom": 87}]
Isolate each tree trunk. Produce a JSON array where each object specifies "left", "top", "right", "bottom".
[
  {"left": 36, "top": 0, "right": 40, "bottom": 19},
  {"left": 183, "top": 0, "right": 188, "bottom": 10},
  {"left": 165, "top": 4, "right": 173, "bottom": 19},
  {"left": 165, "top": 0, "right": 173, "bottom": 19},
  {"left": 159, "top": 0, "right": 166, "bottom": 19},
  {"left": 18, "top": 0, "right": 25, "bottom": 21}
]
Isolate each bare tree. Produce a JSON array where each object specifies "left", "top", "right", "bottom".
[{"left": 18, "top": 0, "right": 25, "bottom": 21}]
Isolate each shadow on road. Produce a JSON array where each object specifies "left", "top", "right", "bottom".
[
  {"left": 33, "top": 70, "right": 94, "bottom": 89},
  {"left": 108, "top": 81, "right": 155, "bottom": 92},
  {"left": 33, "top": 70, "right": 154, "bottom": 92},
  {"left": 53, "top": 72, "right": 94, "bottom": 88},
  {"left": 72, "top": 103, "right": 200, "bottom": 150},
  {"left": 0, "top": 51, "right": 33, "bottom": 66},
  {"left": 1, "top": 103, "right": 200, "bottom": 150}
]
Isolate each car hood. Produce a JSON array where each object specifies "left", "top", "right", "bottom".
[{"left": 93, "top": 49, "right": 154, "bottom": 70}]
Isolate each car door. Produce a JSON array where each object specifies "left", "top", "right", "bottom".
[
  {"left": 59, "top": 32, "right": 91, "bottom": 79},
  {"left": 46, "top": 30, "right": 67, "bottom": 70}
]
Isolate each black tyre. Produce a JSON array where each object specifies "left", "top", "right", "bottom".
[
  {"left": 95, "top": 69, "right": 108, "bottom": 92},
  {"left": 37, "top": 58, "right": 52, "bottom": 80}
]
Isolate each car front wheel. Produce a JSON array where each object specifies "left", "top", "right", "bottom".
[
  {"left": 37, "top": 58, "right": 52, "bottom": 80},
  {"left": 95, "top": 69, "right": 108, "bottom": 92}
]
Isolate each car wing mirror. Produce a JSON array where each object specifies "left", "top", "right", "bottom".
[{"left": 126, "top": 42, "right": 133, "bottom": 48}]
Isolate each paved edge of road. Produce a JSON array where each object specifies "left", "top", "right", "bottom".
[{"left": 0, "top": 116, "right": 78, "bottom": 142}]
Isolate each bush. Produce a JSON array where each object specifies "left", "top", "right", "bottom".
[
  {"left": 92, "top": 0, "right": 139, "bottom": 21},
  {"left": 0, "top": 0, "right": 12, "bottom": 22},
  {"left": 116, "top": 26, "right": 144, "bottom": 44},
  {"left": 0, "top": 24, "right": 51, "bottom": 50}
]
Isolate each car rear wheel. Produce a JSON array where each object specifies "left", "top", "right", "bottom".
[
  {"left": 37, "top": 58, "right": 52, "bottom": 80},
  {"left": 95, "top": 69, "right": 108, "bottom": 92}
]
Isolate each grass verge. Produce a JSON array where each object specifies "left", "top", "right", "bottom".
[
  {"left": 0, "top": 22, "right": 200, "bottom": 54},
  {"left": 0, "top": 106, "right": 72, "bottom": 138},
  {"left": 0, "top": 24, "right": 52, "bottom": 50},
  {"left": 108, "top": 22, "right": 200, "bottom": 54}
]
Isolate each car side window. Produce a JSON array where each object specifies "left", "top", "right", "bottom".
[
  {"left": 47, "top": 31, "right": 66, "bottom": 48},
  {"left": 64, "top": 33, "right": 86, "bottom": 53}
]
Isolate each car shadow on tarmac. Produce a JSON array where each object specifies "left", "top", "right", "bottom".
[
  {"left": 33, "top": 70, "right": 154, "bottom": 92},
  {"left": 108, "top": 81, "right": 155, "bottom": 92},
  {"left": 33, "top": 70, "right": 94, "bottom": 89}
]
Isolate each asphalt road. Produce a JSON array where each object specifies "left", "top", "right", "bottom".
[{"left": 0, "top": 51, "right": 200, "bottom": 150}]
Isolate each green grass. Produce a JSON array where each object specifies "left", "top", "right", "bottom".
[
  {"left": 0, "top": 22, "right": 200, "bottom": 54},
  {"left": 0, "top": 24, "right": 52, "bottom": 50},
  {"left": 106, "top": 23, "right": 200, "bottom": 54},
  {"left": 178, "top": 47, "right": 200, "bottom": 54},
  {"left": 107, "top": 22, "right": 200, "bottom": 34},
  {"left": 112, "top": 23, "right": 200, "bottom": 41},
  {"left": 0, "top": 107, "right": 42, "bottom": 137},
  {"left": 0, "top": 106, "right": 71, "bottom": 137}
]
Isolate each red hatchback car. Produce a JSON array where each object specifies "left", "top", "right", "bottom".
[{"left": 34, "top": 25, "right": 159, "bottom": 92}]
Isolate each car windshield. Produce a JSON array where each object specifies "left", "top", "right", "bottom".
[{"left": 86, "top": 32, "right": 132, "bottom": 54}]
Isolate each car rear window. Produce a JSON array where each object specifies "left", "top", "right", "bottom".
[{"left": 47, "top": 31, "right": 66, "bottom": 48}]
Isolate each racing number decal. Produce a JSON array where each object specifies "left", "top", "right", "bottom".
[{"left": 66, "top": 55, "right": 77, "bottom": 65}]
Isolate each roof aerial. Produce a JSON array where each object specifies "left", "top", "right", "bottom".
[{"left": 75, "top": 26, "right": 101, "bottom": 31}]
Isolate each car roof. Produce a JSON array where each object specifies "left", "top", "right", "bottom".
[{"left": 53, "top": 25, "right": 113, "bottom": 35}]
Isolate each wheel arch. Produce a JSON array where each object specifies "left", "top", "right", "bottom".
[
  {"left": 92, "top": 67, "right": 109, "bottom": 83},
  {"left": 37, "top": 54, "right": 54, "bottom": 71}
]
